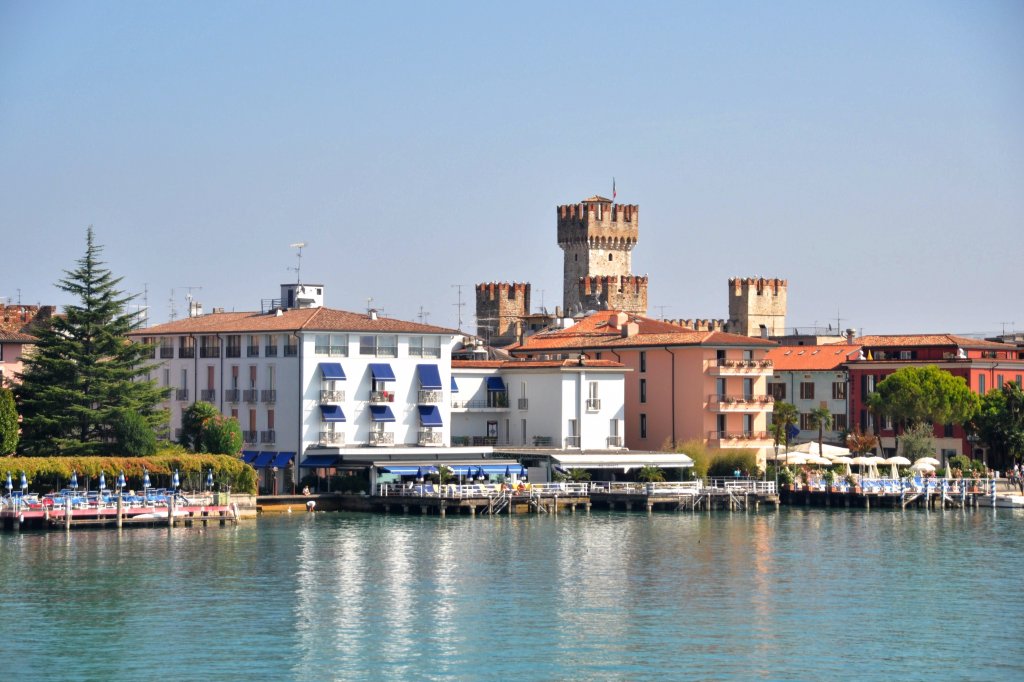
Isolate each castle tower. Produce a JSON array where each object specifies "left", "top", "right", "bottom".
[
  {"left": 557, "top": 196, "right": 644, "bottom": 315},
  {"left": 727, "top": 277, "right": 788, "bottom": 337},
  {"left": 475, "top": 282, "right": 531, "bottom": 346},
  {"left": 578, "top": 275, "right": 649, "bottom": 316}
]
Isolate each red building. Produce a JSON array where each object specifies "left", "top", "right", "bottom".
[{"left": 845, "top": 334, "right": 1024, "bottom": 464}]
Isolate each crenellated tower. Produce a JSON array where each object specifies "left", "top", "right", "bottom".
[
  {"left": 727, "top": 277, "right": 788, "bottom": 337},
  {"left": 557, "top": 196, "right": 644, "bottom": 315},
  {"left": 475, "top": 282, "right": 531, "bottom": 346},
  {"left": 578, "top": 275, "right": 649, "bottom": 316}
]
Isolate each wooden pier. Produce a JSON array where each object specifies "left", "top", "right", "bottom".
[{"left": 1, "top": 495, "right": 242, "bottom": 532}]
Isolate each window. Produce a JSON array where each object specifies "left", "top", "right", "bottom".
[
  {"left": 716, "top": 414, "right": 726, "bottom": 436},
  {"left": 882, "top": 415, "right": 893, "bottom": 430},
  {"left": 265, "top": 334, "right": 278, "bottom": 357},
  {"left": 316, "top": 333, "right": 349, "bottom": 356},
  {"left": 159, "top": 337, "right": 174, "bottom": 359},
  {"left": 206, "top": 366, "right": 215, "bottom": 391},
  {"left": 742, "top": 414, "right": 753, "bottom": 436},
  {"left": 833, "top": 414, "right": 847, "bottom": 431},
  {"left": 832, "top": 382, "right": 847, "bottom": 400},
  {"left": 608, "top": 253, "right": 613, "bottom": 261},
  {"left": 769, "top": 382, "right": 786, "bottom": 400},
  {"left": 589, "top": 382, "right": 599, "bottom": 400},
  {"left": 179, "top": 335, "right": 194, "bottom": 359},
  {"left": 899, "top": 350, "right": 913, "bottom": 360},
  {"left": 799, "top": 413, "right": 813, "bottom": 430},
  {"left": 997, "top": 374, "right": 1004, "bottom": 388},
  {"left": 199, "top": 335, "right": 220, "bottom": 358},
  {"left": 640, "top": 413, "right": 648, "bottom": 439},
  {"left": 799, "top": 382, "right": 814, "bottom": 400},
  {"left": 409, "top": 336, "right": 441, "bottom": 358},
  {"left": 249, "top": 366, "right": 257, "bottom": 389},
  {"left": 226, "top": 335, "right": 241, "bottom": 358},
  {"left": 247, "top": 335, "right": 260, "bottom": 357},
  {"left": 162, "top": 368, "right": 170, "bottom": 387},
  {"left": 360, "top": 335, "right": 397, "bottom": 357},
  {"left": 743, "top": 378, "right": 754, "bottom": 400},
  {"left": 587, "top": 381, "right": 600, "bottom": 410},
  {"left": 639, "top": 351, "right": 646, "bottom": 373},
  {"left": 639, "top": 378, "right": 647, "bottom": 403},
  {"left": 283, "top": 334, "right": 299, "bottom": 357},
  {"left": 943, "top": 423, "right": 954, "bottom": 437},
  {"left": 979, "top": 375, "right": 986, "bottom": 394}
]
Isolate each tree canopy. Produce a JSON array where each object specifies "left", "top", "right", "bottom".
[
  {"left": 973, "top": 382, "right": 1024, "bottom": 470},
  {"left": 0, "top": 387, "right": 18, "bottom": 455},
  {"left": 868, "top": 365, "right": 980, "bottom": 428},
  {"left": 770, "top": 401, "right": 799, "bottom": 452},
  {"left": 15, "top": 227, "right": 169, "bottom": 455}
]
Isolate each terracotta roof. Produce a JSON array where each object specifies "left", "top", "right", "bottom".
[
  {"left": 130, "top": 307, "right": 459, "bottom": 336},
  {"left": 453, "top": 358, "right": 625, "bottom": 370},
  {"left": 766, "top": 345, "right": 861, "bottom": 371},
  {"left": 0, "top": 330, "right": 36, "bottom": 343},
  {"left": 851, "top": 334, "right": 1013, "bottom": 350},
  {"left": 583, "top": 195, "right": 612, "bottom": 203},
  {"left": 507, "top": 311, "right": 776, "bottom": 352}
]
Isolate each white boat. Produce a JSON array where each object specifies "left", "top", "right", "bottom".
[{"left": 977, "top": 494, "right": 1024, "bottom": 508}]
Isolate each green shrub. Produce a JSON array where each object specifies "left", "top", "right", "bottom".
[
  {"left": 707, "top": 449, "right": 758, "bottom": 478},
  {"left": 114, "top": 410, "right": 158, "bottom": 457},
  {"left": 676, "top": 438, "right": 710, "bottom": 479},
  {"left": 0, "top": 388, "right": 18, "bottom": 455}
]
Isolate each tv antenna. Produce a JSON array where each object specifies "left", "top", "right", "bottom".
[
  {"left": 289, "top": 242, "right": 307, "bottom": 285},
  {"left": 418, "top": 306, "right": 430, "bottom": 324},
  {"left": 451, "top": 284, "right": 466, "bottom": 331},
  {"left": 998, "top": 321, "right": 1015, "bottom": 335},
  {"left": 169, "top": 286, "right": 202, "bottom": 321}
]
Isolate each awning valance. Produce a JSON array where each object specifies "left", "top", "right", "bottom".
[
  {"left": 319, "top": 362, "right": 346, "bottom": 380},
  {"left": 416, "top": 364, "right": 443, "bottom": 390},
  {"left": 552, "top": 453, "right": 694, "bottom": 471},
  {"left": 319, "top": 404, "right": 346, "bottom": 422},
  {"left": 450, "top": 377, "right": 459, "bottom": 393},
  {"left": 378, "top": 465, "right": 438, "bottom": 475},
  {"left": 369, "top": 405, "right": 396, "bottom": 422},
  {"left": 417, "top": 405, "right": 443, "bottom": 427},
  {"left": 370, "top": 363, "right": 396, "bottom": 382},
  {"left": 486, "top": 376, "right": 506, "bottom": 391},
  {"left": 300, "top": 455, "right": 340, "bottom": 468}
]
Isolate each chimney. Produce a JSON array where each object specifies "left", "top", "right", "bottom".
[
  {"left": 609, "top": 312, "right": 628, "bottom": 330},
  {"left": 845, "top": 328, "right": 856, "bottom": 343},
  {"left": 621, "top": 322, "right": 639, "bottom": 338},
  {"left": 369, "top": 309, "right": 378, "bottom": 321}
]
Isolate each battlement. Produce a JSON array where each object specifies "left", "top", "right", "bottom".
[
  {"left": 0, "top": 303, "right": 56, "bottom": 335},
  {"left": 475, "top": 282, "right": 530, "bottom": 302},
  {"left": 475, "top": 282, "right": 531, "bottom": 346},
  {"left": 557, "top": 199, "right": 639, "bottom": 247},
  {"left": 669, "top": 318, "right": 729, "bottom": 333},
  {"left": 578, "top": 275, "right": 648, "bottom": 315},
  {"left": 730, "top": 277, "right": 787, "bottom": 297}
]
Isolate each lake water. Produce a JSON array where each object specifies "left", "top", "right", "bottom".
[{"left": 2, "top": 508, "right": 1023, "bottom": 681}]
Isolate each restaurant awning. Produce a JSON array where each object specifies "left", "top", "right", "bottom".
[
  {"left": 417, "top": 405, "right": 443, "bottom": 427},
  {"left": 486, "top": 376, "right": 505, "bottom": 391},
  {"left": 378, "top": 465, "right": 439, "bottom": 475},
  {"left": 271, "top": 452, "right": 295, "bottom": 468},
  {"left": 552, "top": 453, "right": 694, "bottom": 471},
  {"left": 300, "top": 455, "right": 341, "bottom": 468},
  {"left": 241, "top": 450, "right": 260, "bottom": 464},
  {"left": 253, "top": 452, "right": 276, "bottom": 468},
  {"left": 417, "top": 364, "right": 443, "bottom": 390},
  {"left": 319, "top": 404, "right": 346, "bottom": 422},
  {"left": 319, "top": 362, "right": 346, "bottom": 380},
  {"left": 370, "top": 363, "right": 396, "bottom": 382},
  {"left": 369, "top": 405, "right": 396, "bottom": 422}
]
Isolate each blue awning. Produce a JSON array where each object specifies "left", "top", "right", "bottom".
[
  {"left": 319, "top": 404, "right": 346, "bottom": 422},
  {"left": 418, "top": 405, "right": 443, "bottom": 427},
  {"left": 370, "top": 363, "right": 396, "bottom": 382},
  {"left": 451, "top": 377, "right": 459, "bottom": 393},
  {"left": 253, "top": 452, "right": 276, "bottom": 468},
  {"left": 369, "top": 405, "right": 396, "bottom": 422},
  {"left": 300, "top": 455, "right": 340, "bottom": 468},
  {"left": 417, "top": 364, "right": 443, "bottom": 390},
  {"left": 486, "top": 376, "right": 506, "bottom": 391},
  {"left": 272, "top": 452, "right": 295, "bottom": 468},
  {"left": 320, "top": 362, "right": 346, "bottom": 380},
  {"left": 241, "top": 450, "right": 260, "bottom": 464},
  {"left": 448, "top": 464, "right": 526, "bottom": 476},
  {"left": 378, "top": 465, "right": 438, "bottom": 475}
]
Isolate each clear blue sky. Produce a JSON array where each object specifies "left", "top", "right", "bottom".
[{"left": 2, "top": 1, "right": 1022, "bottom": 336}]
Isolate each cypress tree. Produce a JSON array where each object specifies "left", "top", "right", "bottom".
[
  {"left": 0, "top": 387, "right": 18, "bottom": 455},
  {"left": 16, "top": 227, "right": 169, "bottom": 455}
]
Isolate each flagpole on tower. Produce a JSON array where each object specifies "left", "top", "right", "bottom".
[{"left": 612, "top": 177, "right": 616, "bottom": 202}]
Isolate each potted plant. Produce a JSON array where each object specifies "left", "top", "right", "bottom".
[{"left": 823, "top": 469, "right": 836, "bottom": 491}]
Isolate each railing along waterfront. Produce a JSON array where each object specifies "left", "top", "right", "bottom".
[{"left": 376, "top": 482, "right": 589, "bottom": 498}]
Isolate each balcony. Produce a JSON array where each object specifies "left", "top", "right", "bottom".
[
  {"left": 707, "top": 394, "right": 775, "bottom": 411},
  {"left": 586, "top": 398, "right": 601, "bottom": 411},
  {"left": 707, "top": 430, "right": 772, "bottom": 444},
  {"left": 260, "top": 430, "right": 276, "bottom": 444},
  {"left": 518, "top": 398, "right": 529, "bottom": 410},
  {"left": 175, "top": 389, "right": 189, "bottom": 401},
  {"left": 265, "top": 345, "right": 278, "bottom": 357},
  {"left": 226, "top": 347, "right": 241, "bottom": 358},
  {"left": 565, "top": 435, "right": 581, "bottom": 448},
  {"left": 417, "top": 389, "right": 442, "bottom": 405},
  {"left": 319, "top": 431, "right": 345, "bottom": 446},
  {"left": 242, "top": 430, "right": 258, "bottom": 444},
  {"left": 179, "top": 348, "right": 195, "bottom": 359},
  {"left": 225, "top": 389, "right": 241, "bottom": 403},
  {"left": 418, "top": 429, "right": 443, "bottom": 446},
  {"left": 159, "top": 347, "right": 174, "bottom": 359},
  {"left": 451, "top": 397, "right": 510, "bottom": 411},
  {"left": 705, "top": 358, "right": 773, "bottom": 376},
  {"left": 369, "top": 431, "right": 395, "bottom": 446},
  {"left": 370, "top": 390, "right": 395, "bottom": 404},
  {"left": 247, "top": 345, "right": 260, "bottom": 357},
  {"left": 200, "top": 389, "right": 217, "bottom": 402},
  {"left": 243, "top": 389, "right": 259, "bottom": 403},
  {"left": 261, "top": 389, "right": 277, "bottom": 403},
  {"left": 199, "top": 347, "right": 221, "bottom": 358},
  {"left": 283, "top": 344, "right": 298, "bottom": 357},
  {"left": 320, "top": 389, "right": 345, "bottom": 403},
  {"left": 607, "top": 436, "right": 623, "bottom": 448}
]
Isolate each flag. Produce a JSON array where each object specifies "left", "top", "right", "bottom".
[{"left": 612, "top": 177, "right": 616, "bottom": 201}]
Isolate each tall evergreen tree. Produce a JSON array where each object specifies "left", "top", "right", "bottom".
[
  {"left": 0, "top": 387, "right": 18, "bottom": 455},
  {"left": 16, "top": 227, "right": 169, "bottom": 455}
]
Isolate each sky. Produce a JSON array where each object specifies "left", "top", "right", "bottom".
[{"left": 1, "top": 1, "right": 1022, "bottom": 337}]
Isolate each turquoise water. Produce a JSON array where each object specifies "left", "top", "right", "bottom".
[{"left": 2, "top": 508, "right": 1023, "bottom": 681}]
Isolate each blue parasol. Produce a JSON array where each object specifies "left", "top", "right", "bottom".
[
  {"left": 475, "top": 467, "right": 485, "bottom": 481},
  {"left": 206, "top": 469, "right": 214, "bottom": 490},
  {"left": 70, "top": 470, "right": 78, "bottom": 490},
  {"left": 20, "top": 472, "right": 28, "bottom": 491},
  {"left": 4, "top": 471, "right": 11, "bottom": 493},
  {"left": 519, "top": 467, "right": 528, "bottom": 480},
  {"left": 99, "top": 472, "right": 106, "bottom": 490},
  {"left": 416, "top": 467, "right": 425, "bottom": 482},
  {"left": 504, "top": 465, "right": 512, "bottom": 478},
  {"left": 117, "top": 471, "right": 126, "bottom": 490},
  {"left": 143, "top": 469, "right": 151, "bottom": 490},
  {"left": 172, "top": 469, "right": 180, "bottom": 489}
]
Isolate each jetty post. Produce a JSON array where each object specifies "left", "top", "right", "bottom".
[
  {"left": 64, "top": 496, "right": 72, "bottom": 531},
  {"left": 116, "top": 491, "right": 123, "bottom": 529}
]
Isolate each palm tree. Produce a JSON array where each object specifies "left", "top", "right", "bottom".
[
  {"left": 565, "top": 468, "right": 591, "bottom": 482},
  {"left": 808, "top": 406, "right": 833, "bottom": 456},
  {"left": 771, "top": 401, "right": 799, "bottom": 461},
  {"left": 636, "top": 465, "right": 665, "bottom": 483}
]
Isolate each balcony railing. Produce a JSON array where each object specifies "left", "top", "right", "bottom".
[
  {"left": 264, "top": 345, "right": 278, "bottom": 357},
  {"left": 260, "top": 430, "right": 276, "bottom": 444},
  {"left": 200, "top": 389, "right": 217, "bottom": 402},
  {"left": 199, "top": 347, "right": 221, "bottom": 358},
  {"left": 369, "top": 431, "right": 395, "bottom": 446},
  {"left": 707, "top": 358, "right": 773, "bottom": 374},
  {"left": 318, "top": 431, "right": 345, "bottom": 446},
  {"left": 178, "top": 347, "right": 195, "bottom": 359},
  {"left": 283, "top": 344, "right": 298, "bottom": 357},
  {"left": 243, "top": 389, "right": 259, "bottom": 403},
  {"left": 225, "top": 389, "right": 241, "bottom": 403},
  {"left": 707, "top": 430, "right": 771, "bottom": 441},
  {"left": 175, "top": 389, "right": 189, "bottom": 401},
  {"left": 370, "top": 391, "right": 395, "bottom": 403},
  {"left": 159, "top": 347, "right": 174, "bottom": 359},
  {"left": 418, "top": 430, "right": 443, "bottom": 446},
  {"left": 225, "top": 347, "right": 241, "bottom": 358},
  {"left": 417, "top": 389, "right": 442, "bottom": 404},
  {"left": 607, "top": 436, "right": 623, "bottom": 448},
  {"left": 247, "top": 345, "right": 260, "bottom": 357},
  {"left": 708, "top": 394, "right": 775, "bottom": 406},
  {"left": 518, "top": 398, "right": 529, "bottom": 410},
  {"left": 586, "top": 398, "right": 601, "bottom": 411},
  {"left": 565, "top": 435, "right": 581, "bottom": 448},
  {"left": 320, "top": 389, "right": 345, "bottom": 403},
  {"left": 261, "top": 389, "right": 277, "bottom": 403},
  {"left": 243, "top": 430, "right": 258, "bottom": 444}
]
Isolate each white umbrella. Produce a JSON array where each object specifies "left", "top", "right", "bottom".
[
  {"left": 831, "top": 455, "right": 853, "bottom": 476},
  {"left": 781, "top": 454, "right": 808, "bottom": 466},
  {"left": 792, "top": 442, "right": 852, "bottom": 458},
  {"left": 885, "top": 456, "right": 911, "bottom": 478},
  {"left": 915, "top": 457, "right": 940, "bottom": 467},
  {"left": 807, "top": 455, "right": 832, "bottom": 466},
  {"left": 910, "top": 461, "right": 936, "bottom": 473}
]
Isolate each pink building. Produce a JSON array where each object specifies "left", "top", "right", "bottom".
[
  {"left": 0, "top": 330, "right": 36, "bottom": 387},
  {"left": 508, "top": 311, "right": 777, "bottom": 464}
]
